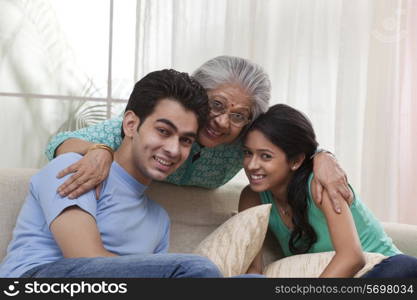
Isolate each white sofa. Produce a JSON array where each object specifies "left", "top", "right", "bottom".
[{"left": 1, "top": 168, "right": 417, "bottom": 267}]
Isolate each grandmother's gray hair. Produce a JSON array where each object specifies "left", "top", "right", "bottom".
[{"left": 192, "top": 55, "right": 271, "bottom": 124}]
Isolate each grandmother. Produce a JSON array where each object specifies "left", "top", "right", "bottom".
[{"left": 46, "top": 56, "right": 351, "bottom": 209}]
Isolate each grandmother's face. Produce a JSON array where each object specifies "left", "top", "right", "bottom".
[{"left": 198, "top": 84, "right": 252, "bottom": 148}]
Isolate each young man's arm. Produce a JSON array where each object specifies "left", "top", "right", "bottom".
[
  {"left": 35, "top": 152, "right": 117, "bottom": 258},
  {"left": 50, "top": 206, "right": 117, "bottom": 258}
]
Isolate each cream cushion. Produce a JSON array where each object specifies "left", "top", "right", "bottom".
[
  {"left": 193, "top": 204, "right": 271, "bottom": 277},
  {"left": 264, "top": 251, "right": 387, "bottom": 278}
]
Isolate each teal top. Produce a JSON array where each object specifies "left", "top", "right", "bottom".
[
  {"left": 46, "top": 117, "right": 243, "bottom": 189},
  {"left": 259, "top": 174, "right": 401, "bottom": 257}
]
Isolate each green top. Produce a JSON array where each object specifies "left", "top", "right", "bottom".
[
  {"left": 45, "top": 117, "right": 243, "bottom": 189},
  {"left": 259, "top": 173, "right": 401, "bottom": 257}
]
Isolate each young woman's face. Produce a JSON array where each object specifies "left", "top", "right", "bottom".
[
  {"left": 198, "top": 84, "right": 252, "bottom": 148},
  {"left": 243, "top": 130, "right": 293, "bottom": 193}
]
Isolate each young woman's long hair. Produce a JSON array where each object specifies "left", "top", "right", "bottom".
[{"left": 247, "top": 104, "right": 319, "bottom": 254}]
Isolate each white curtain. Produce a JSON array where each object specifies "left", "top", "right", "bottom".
[
  {"left": 397, "top": 0, "right": 417, "bottom": 224},
  {"left": 134, "top": 0, "right": 415, "bottom": 224},
  {"left": 0, "top": 0, "right": 415, "bottom": 224}
]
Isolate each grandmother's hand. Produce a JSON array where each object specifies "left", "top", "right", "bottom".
[
  {"left": 311, "top": 152, "right": 353, "bottom": 213},
  {"left": 56, "top": 149, "right": 113, "bottom": 199}
]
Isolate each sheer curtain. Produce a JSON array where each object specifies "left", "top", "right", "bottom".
[
  {"left": 134, "top": 0, "right": 414, "bottom": 224},
  {"left": 398, "top": 0, "right": 417, "bottom": 224}
]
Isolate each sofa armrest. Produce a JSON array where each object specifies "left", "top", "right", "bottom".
[
  {"left": 0, "top": 168, "right": 38, "bottom": 260},
  {"left": 382, "top": 222, "right": 417, "bottom": 258}
]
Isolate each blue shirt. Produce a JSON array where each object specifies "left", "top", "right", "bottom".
[{"left": 0, "top": 153, "right": 170, "bottom": 277}]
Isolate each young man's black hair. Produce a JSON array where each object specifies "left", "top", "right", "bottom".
[{"left": 121, "top": 69, "right": 209, "bottom": 138}]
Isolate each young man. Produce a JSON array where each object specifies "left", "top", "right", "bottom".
[{"left": 0, "top": 69, "right": 222, "bottom": 278}]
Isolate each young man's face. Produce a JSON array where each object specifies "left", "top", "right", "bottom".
[{"left": 125, "top": 98, "right": 199, "bottom": 185}]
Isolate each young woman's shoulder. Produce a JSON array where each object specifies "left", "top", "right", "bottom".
[{"left": 238, "top": 185, "right": 262, "bottom": 212}]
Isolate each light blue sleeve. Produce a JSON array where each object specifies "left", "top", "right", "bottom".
[
  {"left": 32, "top": 153, "right": 98, "bottom": 226},
  {"left": 154, "top": 215, "right": 171, "bottom": 254},
  {"left": 45, "top": 117, "right": 123, "bottom": 161}
]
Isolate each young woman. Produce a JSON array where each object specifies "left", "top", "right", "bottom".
[
  {"left": 239, "top": 104, "right": 417, "bottom": 277},
  {"left": 46, "top": 56, "right": 351, "bottom": 213}
]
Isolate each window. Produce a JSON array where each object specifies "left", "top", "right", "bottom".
[{"left": 0, "top": 0, "right": 136, "bottom": 167}]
